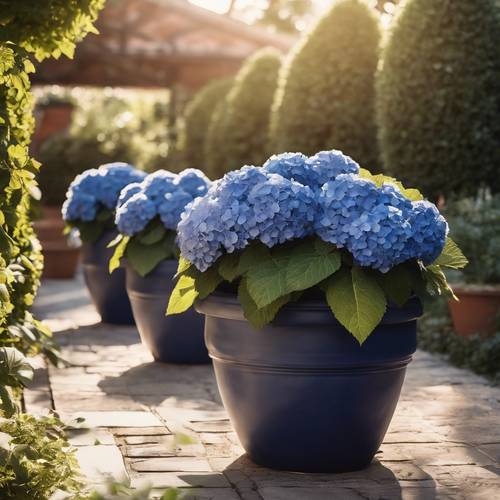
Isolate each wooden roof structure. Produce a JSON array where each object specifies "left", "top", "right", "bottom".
[{"left": 33, "top": 0, "right": 294, "bottom": 90}]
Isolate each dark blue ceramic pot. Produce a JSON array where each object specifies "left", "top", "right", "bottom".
[
  {"left": 81, "top": 230, "right": 134, "bottom": 325},
  {"left": 126, "top": 260, "right": 209, "bottom": 364},
  {"left": 198, "top": 292, "right": 422, "bottom": 472}
]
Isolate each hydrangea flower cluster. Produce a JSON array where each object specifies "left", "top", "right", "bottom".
[
  {"left": 62, "top": 163, "right": 146, "bottom": 222},
  {"left": 115, "top": 169, "right": 211, "bottom": 236},
  {"left": 177, "top": 166, "right": 317, "bottom": 271},
  {"left": 178, "top": 150, "right": 448, "bottom": 273}
]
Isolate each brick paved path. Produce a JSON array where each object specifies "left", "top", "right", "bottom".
[{"left": 26, "top": 276, "right": 500, "bottom": 499}]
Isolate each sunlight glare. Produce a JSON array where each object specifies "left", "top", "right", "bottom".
[{"left": 189, "top": 0, "right": 232, "bottom": 15}]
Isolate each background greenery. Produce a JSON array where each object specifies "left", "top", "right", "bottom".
[
  {"left": 35, "top": 87, "right": 170, "bottom": 206},
  {"left": 269, "top": 0, "right": 381, "bottom": 169},
  {"left": 377, "top": 0, "right": 500, "bottom": 199},
  {"left": 175, "top": 78, "right": 232, "bottom": 173},
  {"left": 207, "top": 48, "right": 281, "bottom": 179}
]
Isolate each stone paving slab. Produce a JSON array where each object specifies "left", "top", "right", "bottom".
[{"left": 24, "top": 276, "right": 500, "bottom": 499}]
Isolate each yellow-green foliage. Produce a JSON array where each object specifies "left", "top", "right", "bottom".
[
  {"left": 270, "top": 0, "right": 381, "bottom": 168},
  {"left": 377, "top": 0, "right": 500, "bottom": 198},
  {"left": 0, "top": 1, "right": 103, "bottom": 356},
  {"left": 208, "top": 48, "right": 282, "bottom": 178},
  {"left": 177, "top": 78, "right": 232, "bottom": 170}
]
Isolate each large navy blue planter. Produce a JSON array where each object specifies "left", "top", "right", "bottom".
[
  {"left": 126, "top": 260, "right": 209, "bottom": 364},
  {"left": 81, "top": 230, "right": 134, "bottom": 325},
  {"left": 198, "top": 292, "right": 422, "bottom": 473}
]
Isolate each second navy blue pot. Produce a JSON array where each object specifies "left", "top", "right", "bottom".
[
  {"left": 198, "top": 292, "right": 422, "bottom": 473},
  {"left": 126, "top": 260, "right": 209, "bottom": 364},
  {"left": 81, "top": 230, "right": 134, "bottom": 325}
]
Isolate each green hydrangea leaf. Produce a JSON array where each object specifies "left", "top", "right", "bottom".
[
  {"left": 175, "top": 256, "right": 192, "bottom": 277},
  {"left": 218, "top": 253, "right": 241, "bottom": 282},
  {"left": 139, "top": 224, "right": 166, "bottom": 245},
  {"left": 246, "top": 253, "right": 289, "bottom": 308},
  {"left": 126, "top": 239, "right": 171, "bottom": 277},
  {"left": 326, "top": 266, "right": 387, "bottom": 344},
  {"left": 237, "top": 243, "right": 271, "bottom": 275},
  {"left": 109, "top": 236, "right": 130, "bottom": 273},
  {"left": 238, "top": 279, "right": 290, "bottom": 328},
  {"left": 285, "top": 240, "right": 341, "bottom": 292},
  {"left": 377, "top": 265, "right": 412, "bottom": 307},
  {"left": 423, "top": 264, "right": 458, "bottom": 300},
  {"left": 166, "top": 275, "right": 198, "bottom": 315},
  {"left": 433, "top": 237, "right": 468, "bottom": 269},
  {"left": 195, "top": 267, "right": 223, "bottom": 299}
]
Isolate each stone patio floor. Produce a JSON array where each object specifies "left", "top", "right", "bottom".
[{"left": 25, "top": 275, "right": 500, "bottom": 499}]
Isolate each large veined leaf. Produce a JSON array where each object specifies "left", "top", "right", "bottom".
[
  {"left": 246, "top": 254, "right": 289, "bottom": 308},
  {"left": 433, "top": 237, "right": 468, "bottom": 269},
  {"left": 195, "top": 267, "right": 223, "bottom": 299},
  {"left": 126, "top": 239, "right": 171, "bottom": 277},
  {"left": 285, "top": 240, "right": 341, "bottom": 292},
  {"left": 238, "top": 279, "right": 290, "bottom": 328},
  {"left": 359, "top": 168, "right": 423, "bottom": 201},
  {"left": 237, "top": 243, "right": 271, "bottom": 275},
  {"left": 109, "top": 236, "right": 130, "bottom": 273},
  {"left": 139, "top": 224, "right": 166, "bottom": 245},
  {"left": 377, "top": 265, "right": 412, "bottom": 307},
  {"left": 175, "top": 256, "right": 192, "bottom": 277},
  {"left": 217, "top": 253, "right": 241, "bottom": 282},
  {"left": 424, "top": 264, "right": 458, "bottom": 300},
  {"left": 326, "top": 267, "right": 387, "bottom": 344},
  {"left": 166, "top": 275, "right": 199, "bottom": 315}
]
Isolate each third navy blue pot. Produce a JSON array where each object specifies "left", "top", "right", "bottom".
[
  {"left": 126, "top": 259, "right": 209, "bottom": 364},
  {"left": 81, "top": 230, "right": 134, "bottom": 325},
  {"left": 197, "top": 292, "right": 422, "bottom": 473}
]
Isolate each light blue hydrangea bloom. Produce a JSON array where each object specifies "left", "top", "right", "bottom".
[
  {"left": 115, "top": 168, "right": 211, "bottom": 236},
  {"left": 179, "top": 152, "right": 447, "bottom": 273},
  {"left": 315, "top": 174, "right": 447, "bottom": 271},
  {"left": 263, "top": 150, "right": 359, "bottom": 190},
  {"left": 62, "top": 163, "right": 146, "bottom": 222},
  {"left": 177, "top": 165, "right": 317, "bottom": 271}
]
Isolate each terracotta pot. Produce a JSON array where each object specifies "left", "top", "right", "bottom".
[
  {"left": 448, "top": 286, "right": 500, "bottom": 336},
  {"left": 32, "top": 103, "right": 74, "bottom": 154},
  {"left": 34, "top": 205, "right": 80, "bottom": 280}
]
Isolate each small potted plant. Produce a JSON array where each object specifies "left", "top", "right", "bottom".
[
  {"left": 167, "top": 150, "right": 466, "bottom": 472},
  {"left": 111, "top": 169, "right": 212, "bottom": 363},
  {"left": 62, "top": 162, "right": 146, "bottom": 324},
  {"left": 446, "top": 191, "right": 499, "bottom": 336}
]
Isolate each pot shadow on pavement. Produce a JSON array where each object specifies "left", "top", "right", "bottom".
[
  {"left": 97, "top": 360, "right": 222, "bottom": 409},
  {"left": 207, "top": 455, "right": 437, "bottom": 500}
]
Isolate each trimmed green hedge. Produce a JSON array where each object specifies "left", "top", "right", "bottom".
[
  {"left": 204, "top": 84, "right": 233, "bottom": 178},
  {"left": 377, "top": 0, "right": 500, "bottom": 198},
  {"left": 177, "top": 78, "right": 232, "bottom": 170},
  {"left": 210, "top": 48, "right": 281, "bottom": 177},
  {"left": 270, "top": 0, "right": 381, "bottom": 169}
]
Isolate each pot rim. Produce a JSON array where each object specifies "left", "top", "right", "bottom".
[
  {"left": 451, "top": 285, "right": 500, "bottom": 297},
  {"left": 197, "top": 290, "right": 422, "bottom": 327}
]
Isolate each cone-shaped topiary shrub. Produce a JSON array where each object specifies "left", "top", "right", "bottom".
[
  {"left": 204, "top": 84, "right": 234, "bottom": 178},
  {"left": 177, "top": 78, "right": 232, "bottom": 170},
  {"left": 270, "top": 0, "right": 380, "bottom": 168},
  {"left": 377, "top": 0, "right": 500, "bottom": 198},
  {"left": 219, "top": 48, "right": 282, "bottom": 175}
]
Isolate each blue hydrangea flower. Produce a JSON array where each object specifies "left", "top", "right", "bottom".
[
  {"left": 406, "top": 200, "right": 448, "bottom": 264},
  {"left": 62, "top": 162, "right": 146, "bottom": 222},
  {"left": 174, "top": 168, "right": 211, "bottom": 197},
  {"left": 316, "top": 174, "right": 446, "bottom": 271},
  {"left": 305, "top": 149, "right": 360, "bottom": 186},
  {"left": 177, "top": 165, "right": 317, "bottom": 271},
  {"left": 263, "top": 150, "right": 359, "bottom": 190},
  {"left": 117, "top": 182, "right": 142, "bottom": 208},
  {"left": 115, "top": 169, "right": 212, "bottom": 236}
]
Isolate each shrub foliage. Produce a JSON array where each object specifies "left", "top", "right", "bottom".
[
  {"left": 211, "top": 48, "right": 281, "bottom": 177},
  {"left": 377, "top": 0, "right": 500, "bottom": 198},
  {"left": 270, "top": 0, "right": 380, "bottom": 168},
  {"left": 177, "top": 78, "right": 232, "bottom": 170}
]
